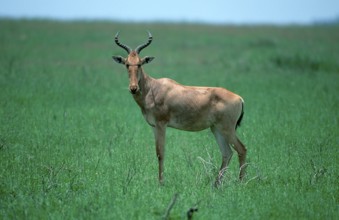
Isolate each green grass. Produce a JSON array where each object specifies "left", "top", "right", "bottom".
[{"left": 0, "top": 19, "right": 338, "bottom": 219}]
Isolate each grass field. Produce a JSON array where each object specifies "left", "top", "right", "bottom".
[{"left": 0, "top": 19, "right": 338, "bottom": 219}]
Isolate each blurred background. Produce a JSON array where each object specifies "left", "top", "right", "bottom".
[{"left": 1, "top": 0, "right": 339, "bottom": 25}]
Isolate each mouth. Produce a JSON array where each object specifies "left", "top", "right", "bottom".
[{"left": 129, "top": 88, "right": 139, "bottom": 94}]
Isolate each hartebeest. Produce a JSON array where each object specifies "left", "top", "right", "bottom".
[{"left": 112, "top": 32, "right": 247, "bottom": 186}]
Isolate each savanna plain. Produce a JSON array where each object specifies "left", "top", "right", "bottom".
[{"left": 0, "top": 19, "right": 338, "bottom": 219}]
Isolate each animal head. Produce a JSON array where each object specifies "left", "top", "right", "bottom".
[{"left": 112, "top": 31, "right": 155, "bottom": 94}]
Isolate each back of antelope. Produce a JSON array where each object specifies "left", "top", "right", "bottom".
[{"left": 112, "top": 31, "right": 247, "bottom": 186}]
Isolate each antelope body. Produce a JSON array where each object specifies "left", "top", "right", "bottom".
[{"left": 112, "top": 32, "right": 247, "bottom": 186}]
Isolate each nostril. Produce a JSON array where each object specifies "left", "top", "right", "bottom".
[{"left": 129, "top": 86, "right": 138, "bottom": 94}]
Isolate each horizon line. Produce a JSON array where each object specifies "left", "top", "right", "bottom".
[{"left": 1, "top": 15, "right": 339, "bottom": 26}]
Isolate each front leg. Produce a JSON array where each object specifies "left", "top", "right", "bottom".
[{"left": 153, "top": 122, "right": 167, "bottom": 185}]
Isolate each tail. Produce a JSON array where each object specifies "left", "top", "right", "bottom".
[{"left": 236, "top": 101, "right": 244, "bottom": 130}]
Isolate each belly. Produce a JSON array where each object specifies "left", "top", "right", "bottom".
[
  {"left": 167, "top": 113, "right": 213, "bottom": 131},
  {"left": 142, "top": 110, "right": 212, "bottom": 131}
]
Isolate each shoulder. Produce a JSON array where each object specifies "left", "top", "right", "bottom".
[
  {"left": 154, "top": 78, "right": 183, "bottom": 90},
  {"left": 157, "top": 78, "right": 179, "bottom": 85}
]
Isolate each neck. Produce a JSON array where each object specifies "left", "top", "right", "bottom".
[
  {"left": 139, "top": 68, "right": 151, "bottom": 93},
  {"left": 132, "top": 68, "right": 153, "bottom": 108}
]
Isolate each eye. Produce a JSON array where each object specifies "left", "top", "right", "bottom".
[
  {"left": 137, "top": 64, "right": 141, "bottom": 68},
  {"left": 126, "top": 64, "right": 130, "bottom": 68}
]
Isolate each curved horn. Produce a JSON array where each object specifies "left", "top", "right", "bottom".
[
  {"left": 115, "top": 32, "right": 132, "bottom": 54},
  {"left": 135, "top": 31, "right": 153, "bottom": 54}
]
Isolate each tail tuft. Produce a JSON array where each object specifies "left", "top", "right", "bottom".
[{"left": 236, "top": 101, "right": 244, "bottom": 130}]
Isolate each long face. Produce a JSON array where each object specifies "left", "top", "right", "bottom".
[
  {"left": 113, "top": 51, "right": 154, "bottom": 94},
  {"left": 125, "top": 52, "right": 142, "bottom": 94},
  {"left": 112, "top": 32, "right": 154, "bottom": 94}
]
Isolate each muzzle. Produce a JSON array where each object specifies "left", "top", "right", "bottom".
[{"left": 129, "top": 84, "right": 139, "bottom": 94}]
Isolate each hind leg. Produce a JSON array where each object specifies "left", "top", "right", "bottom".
[
  {"left": 211, "top": 127, "right": 233, "bottom": 186},
  {"left": 213, "top": 125, "right": 247, "bottom": 181},
  {"left": 228, "top": 134, "right": 247, "bottom": 180}
]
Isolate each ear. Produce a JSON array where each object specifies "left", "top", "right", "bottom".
[
  {"left": 112, "top": 56, "right": 126, "bottom": 64},
  {"left": 141, "top": 56, "right": 155, "bottom": 65}
]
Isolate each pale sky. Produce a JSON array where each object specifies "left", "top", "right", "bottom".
[{"left": 1, "top": 0, "right": 339, "bottom": 24}]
